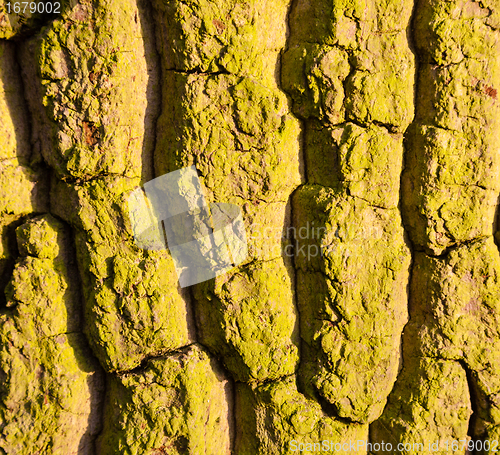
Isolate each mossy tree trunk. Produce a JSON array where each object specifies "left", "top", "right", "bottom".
[{"left": 0, "top": 0, "right": 499, "bottom": 453}]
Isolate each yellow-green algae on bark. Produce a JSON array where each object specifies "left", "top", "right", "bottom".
[
  {"left": 282, "top": 0, "right": 414, "bottom": 423},
  {"left": 97, "top": 344, "right": 232, "bottom": 455},
  {"left": 293, "top": 185, "right": 410, "bottom": 423},
  {"left": 1, "top": 0, "right": 500, "bottom": 451},
  {"left": 0, "top": 215, "right": 103, "bottom": 454},
  {"left": 371, "top": 239, "right": 500, "bottom": 450},
  {"left": 402, "top": 0, "right": 500, "bottom": 255},
  {"left": 0, "top": 41, "right": 47, "bottom": 296},
  {"left": 152, "top": 0, "right": 302, "bottom": 382},
  {"left": 49, "top": 176, "right": 194, "bottom": 372},
  {"left": 371, "top": 353, "right": 472, "bottom": 454},
  {"left": 235, "top": 376, "right": 368, "bottom": 455},
  {"left": 374, "top": 0, "right": 500, "bottom": 446},
  {"left": 22, "top": 0, "right": 156, "bottom": 181},
  {"left": 20, "top": 0, "right": 194, "bottom": 373}
]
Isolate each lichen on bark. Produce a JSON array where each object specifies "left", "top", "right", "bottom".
[
  {"left": 152, "top": 0, "right": 303, "bottom": 384},
  {"left": 0, "top": 0, "right": 499, "bottom": 452},
  {"left": 97, "top": 344, "right": 233, "bottom": 454},
  {"left": 374, "top": 0, "right": 500, "bottom": 445},
  {"left": 283, "top": 0, "right": 414, "bottom": 424},
  {"left": 0, "top": 215, "right": 103, "bottom": 454}
]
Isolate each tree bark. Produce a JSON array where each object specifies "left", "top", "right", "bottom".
[{"left": 0, "top": 0, "right": 499, "bottom": 453}]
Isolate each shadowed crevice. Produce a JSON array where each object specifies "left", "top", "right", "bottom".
[
  {"left": 59, "top": 215, "right": 106, "bottom": 454},
  {"left": 368, "top": 0, "right": 419, "bottom": 439},
  {"left": 136, "top": 0, "right": 161, "bottom": 185}
]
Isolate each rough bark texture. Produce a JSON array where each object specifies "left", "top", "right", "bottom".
[{"left": 0, "top": 0, "right": 499, "bottom": 453}]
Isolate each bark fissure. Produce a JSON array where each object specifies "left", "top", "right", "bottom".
[{"left": 1, "top": 0, "right": 499, "bottom": 452}]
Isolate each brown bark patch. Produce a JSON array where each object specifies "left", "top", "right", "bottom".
[
  {"left": 485, "top": 85, "right": 497, "bottom": 100},
  {"left": 213, "top": 19, "right": 226, "bottom": 34},
  {"left": 82, "top": 121, "right": 99, "bottom": 146}
]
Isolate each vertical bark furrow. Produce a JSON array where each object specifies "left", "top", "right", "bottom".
[
  {"left": 1, "top": 39, "right": 104, "bottom": 454},
  {"left": 97, "top": 344, "right": 233, "bottom": 454},
  {"left": 372, "top": 0, "right": 500, "bottom": 447},
  {"left": 0, "top": 0, "right": 499, "bottom": 452},
  {"left": 14, "top": 0, "right": 237, "bottom": 452},
  {"left": 0, "top": 1, "right": 58, "bottom": 40},
  {"left": 235, "top": 376, "right": 368, "bottom": 454},
  {"left": 19, "top": 0, "right": 196, "bottom": 374},
  {"left": 152, "top": 0, "right": 302, "bottom": 384},
  {"left": 403, "top": 0, "right": 500, "bottom": 255},
  {"left": 0, "top": 215, "right": 105, "bottom": 454},
  {"left": 0, "top": 41, "right": 48, "bottom": 307},
  {"left": 282, "top": 0, "right": 414, "bottom": 424}
]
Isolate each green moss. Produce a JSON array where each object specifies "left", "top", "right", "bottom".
[
  {"left": 281, "top": 0, "right": 414, "bottom": 423},
  {"left": 413, "top": 0, "right": 499, "bottom": 67}
]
